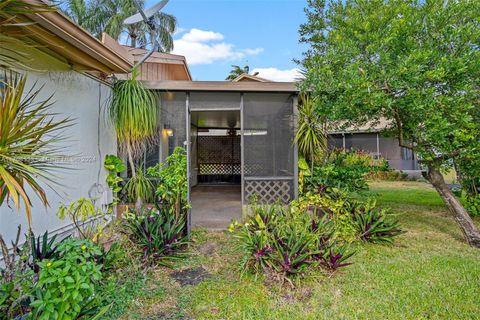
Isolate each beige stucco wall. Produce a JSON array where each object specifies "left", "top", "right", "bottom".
[{"left": 0, "top": 71, "right": 116, "bottom": 246}]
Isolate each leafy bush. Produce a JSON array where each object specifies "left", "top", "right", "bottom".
[
  {"left": 234, "top": 203, "right": 354, "bottom": 284},
  {"left": 124, "top": 207, "right": 188, "bottom": 266},
  {"left": 147, "top": 147, "right": 189, "bottom": 216},
  {"left": 463, "top": 194, "right": 480, "bottom": 218},
  {"left": 57, "top": 198, "right": 109, "bottom": 243},
  {"left": 351, "top": 199, "right": 404, "bottom": 244},
  {"left": 290, "top": 190, "right": 358, "bottom": 243},
  {"left": 103, "top": 154, "right": 127, "bottom": 201},
  {"left": 304, "top": 149, "right": 389, "bottom": 194},
  {"left": 104, "top": 154, "right": 127, "bottom": 194},
  {"left": 29, "top": 239, "right": 104, "bottom": 320}
]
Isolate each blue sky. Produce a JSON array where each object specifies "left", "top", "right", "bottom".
[{"left": 146, "top": 0, "right": 309, "bottom": 81}]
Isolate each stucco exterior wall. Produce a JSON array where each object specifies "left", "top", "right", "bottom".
[{"left": 0, "top": 71, "right": 116, "bottom": 246}]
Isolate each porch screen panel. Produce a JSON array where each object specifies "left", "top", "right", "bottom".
[
  {"left": 243, "top": 93, "right": 295, "bottom": 203},
  {"left": 159, "top": 92, "right": 187, "bottom": 161},
  {"left": 189, "top": 92, "right": 241, "bottom": 110},
  {"left": 379, "top": 136, "right": 419, "bottom": 170}
]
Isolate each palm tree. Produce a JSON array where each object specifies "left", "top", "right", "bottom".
[
  {"left": 0, "top": 73, "right": 72, "bottom": 226},
  {"left": 63, "top": 0, "right": 177, "bottom": 52},
  {"left": 108, "top": 69, "right": 158, "bottom": 210},
  {"left": 225, "top": 65, "right": 251, "bottom": 80},
  {"left": 294, "top": 93, "right": 327, "bottom": 171}
]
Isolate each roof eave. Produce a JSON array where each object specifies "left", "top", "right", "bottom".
[{"left": 21, "top": 0, "right": 133, "bottom": 73}]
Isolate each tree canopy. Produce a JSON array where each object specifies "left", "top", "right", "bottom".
[{"left": 299, "top": 0, "right": 480, "bottom": 246}]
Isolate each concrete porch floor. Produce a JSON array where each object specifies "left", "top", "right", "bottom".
[{"left": 191, "top": 185, "right": 242, "bottom": 230}]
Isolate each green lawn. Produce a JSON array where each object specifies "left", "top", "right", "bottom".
[{"left": 111, "top": 181, "right": 480, "bottom": 320}]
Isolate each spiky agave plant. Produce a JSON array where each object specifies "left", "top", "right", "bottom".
[{"left": 0, "top": 72, "right": 71, "bottom": 226}]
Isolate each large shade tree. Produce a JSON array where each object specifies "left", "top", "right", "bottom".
[{"left": 299, "top": 0, "right": 480, "bottom": 247}]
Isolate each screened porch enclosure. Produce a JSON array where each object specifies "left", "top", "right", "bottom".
[
  {"left": 153, "top": 89, "right": 298, "bottom": 230},
  {"left": 157, "top": 90, "right": 298, "bottom": 206}
]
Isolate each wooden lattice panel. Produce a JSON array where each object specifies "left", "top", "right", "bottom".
[
  {"left": 197, "top": 136, "right": 240, "bottom": 175},
  {"left": 199, "top": 163, "right": 241, "bottom": 175},
  {"left": 244, "top": 179, "right": 293, "bottom": 204}
]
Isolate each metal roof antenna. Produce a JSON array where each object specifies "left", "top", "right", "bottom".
[{"left": 124, "top": 0, "right": 170, "bottom": 69}]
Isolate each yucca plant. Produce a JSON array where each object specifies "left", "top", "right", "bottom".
[
  {"left": 0, "top": 73, "right": 71, "bottom": 226},
  {"left": 294, "top": 93, "right": 327, "bottom": 172}
]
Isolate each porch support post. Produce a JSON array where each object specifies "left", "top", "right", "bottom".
[
  {"left": 376, "top": 132, "right": 380, "bottom": 158},
  {"left": 293, "top": 94, "right": 299, "bottom": 200},
  {"left": 240, "top": 93, "right": 245, "bottom": 207},
  {"left": 185, "top": 92, "right": 191, "bottom": 236}
]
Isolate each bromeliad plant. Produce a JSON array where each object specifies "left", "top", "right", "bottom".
[
  {"left": 351, "top": 199, "right": 404, "bottom": 244},
  {"left": 0, "top": 72, "right": 71, "bottom": 226},
  {"left": 124, "top": 206, "right": 188, "bottom": 266},
  {"left": 233, "top": 203, "right": 355, "bottom": 285}
]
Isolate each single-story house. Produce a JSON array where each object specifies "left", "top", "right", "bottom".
[
  {"left": 327, "top": 120, "right": 421, "bottom": 173},
  {"left": 1, "top": 2, "right": 419, "bottom": 246}
]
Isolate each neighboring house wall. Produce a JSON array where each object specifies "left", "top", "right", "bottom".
[
  {"left": 0, "top": 71, "right": 116, "bottom": 246},
  {"left": 328, "top": 132, "right": 420, "bottom": 171}
]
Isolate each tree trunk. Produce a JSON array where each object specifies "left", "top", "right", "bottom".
[
  {"left": 426, "top": 163, "right": 480, "bottom": 248},
  {"left": 126, "top": 143, "right": 143, "bottom": 213},
  {"left": 130, "top": 31, "right": 137, "bottom": 48}
]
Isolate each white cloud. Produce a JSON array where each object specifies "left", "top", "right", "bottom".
[
  {"left": 173, "top": 28, "right": 263, "bottom": 65},
  {"left": 181, "top": 28, "right": 224, "bottom": 42},
  {"left": 252, "top": 67, "right": 304, "bottom": 82}
]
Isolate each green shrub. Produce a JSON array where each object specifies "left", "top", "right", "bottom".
[
  {"left": 29, "top": 239, "right": 103, "bottom": 320},
  {"left": 305, "top": 149, "right": 389, "bottom": 194},
  {"left": 290, "top": 190, "right": 358, "bottom": 243},
  {"left": 57, "top": 198, "right": 109, "bottom": 243},
  {"left": 104, "top": 154, "right": 126, "bottom": 194},
  {"left": 147, "top": 147, "right": 189, "bottom": 217},
  {"left": 124, "top": 207, "right": 188, "bottom": 266},
  {"left": 461, "top": 192, "right": 480, "bottom": 218}
]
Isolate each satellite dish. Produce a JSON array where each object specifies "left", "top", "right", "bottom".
[
  {"left": 124, "top": 0, "right": 169, "bottom": 25},
  {"left": 123, "top": 0, "right": 171, "bottom": 69}
]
